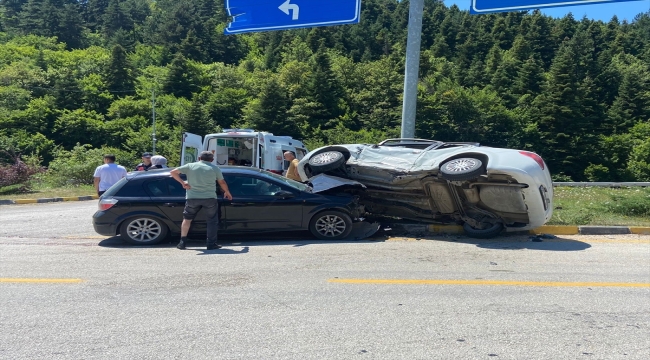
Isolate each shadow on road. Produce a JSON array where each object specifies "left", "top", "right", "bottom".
[
  {"left": 97, "top": 222, "right": 384, "bottom": 250},
  {"left": 96, "top": 222, "right": 590, "bottom": 252},
  {"left": 420, "top": 234, "right": 592, "bottom": 251}
]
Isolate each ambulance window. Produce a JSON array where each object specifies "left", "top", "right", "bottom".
[{"left": 296, "top": 148, "right": 307, "bottom": 159}]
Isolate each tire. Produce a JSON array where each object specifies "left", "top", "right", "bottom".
[
  {"left": 440, "top": 158, "right": 484, "bottom": 181},
  {"left": 308, "top": 151, "right": 346, "bottom": 173},
  {"left": 309, "top": 210, "right": 353, "bottom": 240},
  {"left": 120, "top": 216, "right": 169, "bottom": 245},
  {"left": 463, "top": 221, "right": 503, "bottom": 239}
]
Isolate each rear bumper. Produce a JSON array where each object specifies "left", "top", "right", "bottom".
[{"left": 92, "top": 211, "right": 118, "bottom": 236}]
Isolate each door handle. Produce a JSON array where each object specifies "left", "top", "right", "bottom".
[
  {"left": 164, "top": 203, "right": 177, "bottom": 207},
  {"left": 231, "top": 203, "right": 247, "bottom": 207}
]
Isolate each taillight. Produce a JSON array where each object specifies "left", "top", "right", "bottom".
[
  {"left": 99, "top": 198, "right": 118, "bottom": 211},
  {"left": 266, "top": 169, "right": 283, "bottom": 175},
  {"left": 519, "top": 151, "right": 545, "bottom": 170}
]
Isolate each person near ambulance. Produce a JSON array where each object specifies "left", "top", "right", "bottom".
[
  {"left": 283, "top": 151, "right": 301, "bottom": 181},
  {"left": 170, "top": 151, "right": 233, "bottom": 251},
  {"left": 134, "top": 152, "right": 153, "bottom": 171}
]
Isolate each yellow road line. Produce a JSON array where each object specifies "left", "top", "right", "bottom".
[
  {"left": 0, "top": 278, "right": 83, "bottom": 283},
  {"left": 328, "top": 279, "right": 650, "bottom": 288}
]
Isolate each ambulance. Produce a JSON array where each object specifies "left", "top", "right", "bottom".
[{"left": 181, "top": 129, "right": 308, "bottom": 174}]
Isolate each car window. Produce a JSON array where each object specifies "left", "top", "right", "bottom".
[
  {"left": 102, "top": 177, "right": 128, "bottom": 197},
  {"left": 167, "top": 178, "right": 186, "bottom": 197},
  {"left": 262, "top": 171, "right": 309, "bottom": 192},
  {"left": 146, "top": 180, "right": 169, "bottom": 197},
  {"left": 225, "top": 175, "right": 283, "bottom": 196}
]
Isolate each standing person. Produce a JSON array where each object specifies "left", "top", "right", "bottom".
[
  {"left": 150, "top": 155, "right": 168, "bottom": 169},
  {"left": 170, "top": 151, "right": 233, "bottom": 251},
  {"left": 283, "top": 151, "right": 302, "bottom": 181},
  {"left": 93, "top": 154, "right": 127, "bottom": 196},
  {"left": 134, "top": 152, "right": 153, "bottom": 171}
]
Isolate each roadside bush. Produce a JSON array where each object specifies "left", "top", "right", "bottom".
[
  {"left": 0, "top": 151, "right": 45, "bottom": 192},
  {"left": 44, "top": 144, "right": 137, "bottom": 186},
  {"left": 604, "top": 191, "right": 650, "bottom": 217}
]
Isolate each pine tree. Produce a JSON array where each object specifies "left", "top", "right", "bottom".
[
  {"left": 525, "top": 11, "right": 555, "bottom": 68},
  {"left": 85, "top": 0, "right": 110, "bottom": 31},
  {"left": 491, "top": 16, "right": 513, "bottom": 50},
  {"left": 163, "top": 53, "right": 198, "bottom": 99},
  {"left": 245, "top": 79, "right": 295, "bottom": 136},
  {"left": 514, "top": 55, "right": 544, "bottom": 97},
  {"left": 182, "top": 92, "right": 214, "bottom": 135},
  {"left": 431, "top": 34, "right": 451, "bottom": 59},
  {"left": 608, "top": 62, "right": 650, "bottom": 133},
  {"left": 106, "top": 45, "right": 135, "bottom": 96},
  {"left": 58, "top": 3, "right": 85, "bottom": 49},
  {"left": 305, "top": 45, "right": 343, "bottom": 129},
  {"left": 54, "top": 69, "right": 83, "bottom": 110},
  {"left": 18, "top": 0, "right": 45, "bottom": 35},
  {"left": 103, "top": 0, "right": 132, "bottom": 38},
  {"left": 532, "top": 39, "right": 583, "bottom": 178}
]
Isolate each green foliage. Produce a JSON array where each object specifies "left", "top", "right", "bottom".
[
  {"left": 44, "top": 144, "right": 137, "bottom": 186},
  {"left": 0, "top": 1, "right": 648, "bottom": 184},
  {"left": 604, "top": 191, "right": 650, "bottom": 217}
]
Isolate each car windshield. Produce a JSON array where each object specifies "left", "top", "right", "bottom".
[{"left": 262, "top": 171, "right": 310, "bottom": 192}]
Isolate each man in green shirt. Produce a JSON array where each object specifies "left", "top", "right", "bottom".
[{"left": 170, "top": 151, "right": 233, "bottom": 250}]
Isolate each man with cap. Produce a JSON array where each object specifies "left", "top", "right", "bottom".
[
  {"left": 134, "top": 152, "right": 153, "bottom": 171},
  {"left": 170, "top": 151, "right": 233, "bottom": 250}
]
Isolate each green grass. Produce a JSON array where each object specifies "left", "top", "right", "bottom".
[
  {"left": 549, "top": 187, "right": 650, "bottom": 226},
  {"left": 0, "top": 184, "right": 95, "bottom": 200},
  {"left": 2, "top": 183, "right": 650, "bottom": 227}
]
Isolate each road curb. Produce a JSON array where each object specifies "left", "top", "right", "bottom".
[
  {"left": 0, "top": 195, "right": 99, "bottom": 205},
  {"left": 390, "top": 224, "right": 650, "bottom": 237}
]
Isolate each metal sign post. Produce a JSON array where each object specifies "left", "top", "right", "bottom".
[{"left": 400, "top": 0, "right": 424, "bottom": 139}]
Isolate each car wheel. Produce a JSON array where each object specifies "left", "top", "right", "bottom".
[
  {"left": 440, "top": 158, "right": 484, "bottom": 181},
  {"left": 309, "top": 210, "right": 353, "bottom": 240},
  {"left": 308, "top": 151, "right": 346, "bottom": 173},
  {"left": 463, "top": 221, "right": 503, "bottom": 239},
  {"left": 120, "top": 216, "right": 169, "bottom": 245}
]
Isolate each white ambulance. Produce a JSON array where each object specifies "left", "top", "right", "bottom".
[{"left": 181, "top": 129, "right": 308, "bottom": 175}]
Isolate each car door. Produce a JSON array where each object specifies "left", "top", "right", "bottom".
[
  {"left": 147, "top": 177, "right": 224, "bottom": 233},
  {"left": 223, "top": 174, "right": 303, "bottom": 232}
]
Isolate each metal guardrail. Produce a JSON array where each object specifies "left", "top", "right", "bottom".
[{"left": 553, "top": 182, "right": 650, "bottom": 187}]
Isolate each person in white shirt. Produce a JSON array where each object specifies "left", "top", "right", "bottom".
[{"left": 93, "top": 154, "right": 127, "bottom": 196}]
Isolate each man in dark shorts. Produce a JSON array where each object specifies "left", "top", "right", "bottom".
[{"left": 170, "top": 151, "right": 233, "bottom": 250}]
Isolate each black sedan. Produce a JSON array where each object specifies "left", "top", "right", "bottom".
[{"left": 92, "top": 166, "right": 366, "bottom": 245}]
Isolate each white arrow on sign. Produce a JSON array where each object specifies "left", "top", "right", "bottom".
[{"left": 278, "top": 0, "right": 300, "bottom": 20}]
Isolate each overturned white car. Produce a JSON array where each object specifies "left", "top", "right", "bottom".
[{"left": 297, "top": 139, "right": 553, "bottom": 238}]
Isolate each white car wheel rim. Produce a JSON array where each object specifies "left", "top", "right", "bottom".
[
  {"left": 315, "top": 215, "right": 346, "bottom": 237},
  {"left": 445, "top": 159, "right": 478, "bottom": 173},
  {"left": 126, "top": 219, "right": 161, "bottom": 242},
  {"left": 311, "top": 152, "right": 339, "bottom": 165}
]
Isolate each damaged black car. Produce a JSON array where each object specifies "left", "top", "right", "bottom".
[{"left": 93, "top": 167, "right": 367, "bottom": 245}]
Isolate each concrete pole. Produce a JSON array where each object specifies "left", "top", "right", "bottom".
[
  {"left": 400, "top": 0, "right": 424, "bottom": 139},
  {"left": 152, "top": 89, "right": 157, "bottom": 155}
]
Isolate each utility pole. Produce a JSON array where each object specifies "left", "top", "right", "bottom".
[
  {"left": 400, "top": 0, "right": 424, "bottom": 139},
  {"left": 152, "top": 89, "right": 157, "bottom": 155}
]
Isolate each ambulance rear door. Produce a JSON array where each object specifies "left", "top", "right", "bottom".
[{"left": 181, "top": 132, "right": 203, "bottom": 165}]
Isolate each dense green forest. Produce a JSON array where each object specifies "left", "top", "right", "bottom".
[{"left": 0, "top": 0, "right": 649, "bottom": 184}]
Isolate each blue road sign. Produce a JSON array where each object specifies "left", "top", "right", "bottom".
[
  {"left": 224, "top": 0, "right": 362, "bottom": 35},
  {"left": 470, "top": 0, "right": 644, "bottom": 14}
]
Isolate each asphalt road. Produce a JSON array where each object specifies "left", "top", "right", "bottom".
[{"left": 1, "top": 202, "right": 649, "bottom": 359}]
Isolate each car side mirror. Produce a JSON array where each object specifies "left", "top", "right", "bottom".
[{"left": 274, "top": 190, "right": 295, "bottom": 199}]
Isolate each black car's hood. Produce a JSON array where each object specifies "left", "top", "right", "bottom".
[{"left": 308, "top": 174, "right": 366, "bottom": 193}]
